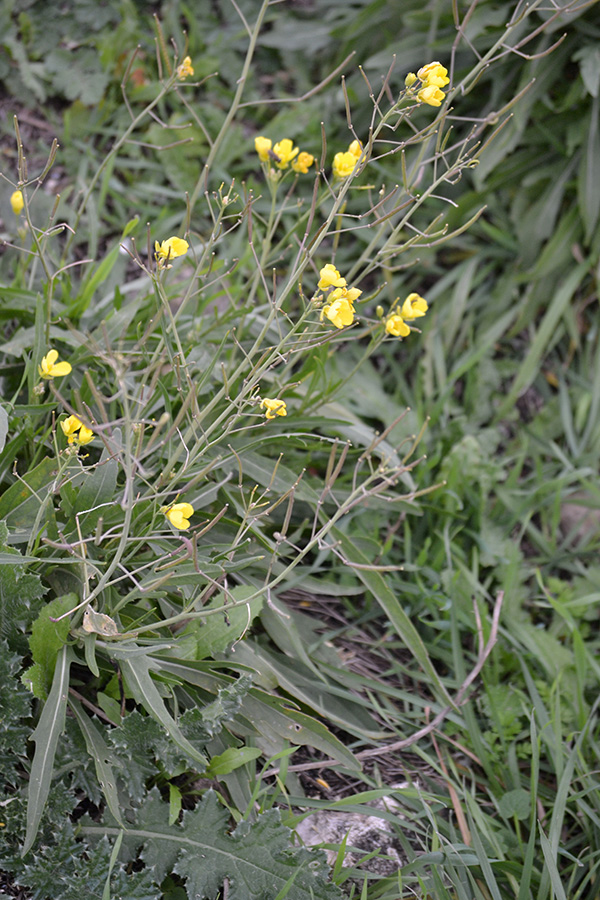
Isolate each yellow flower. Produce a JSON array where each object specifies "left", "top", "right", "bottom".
[
  {"left": 348, "top": 140, "right": 362, "bottom": 159},
  {"left": 176, "top": 56, "right": 194, "bottom": 79},
  {"left": 417, "top": 84, "right": 446, "bottom": 107},
  {"left": 162, "top": 502, "right": 195, "bottom": 530},
  {"left": 401, "top": 292, "right": 428, "bottom": 318},
  {"left": 318, "top": 264, "right": 346, "bottom": 290},
  {"left": 255, "top": 136, "right": 272, "bottom": 162},
  {"left": 60, "top": 415, "right": 94, "bottom": 445},
  {"left": 261, "top": 398, "right": 287, "bottom": 419},
  {"left": 272, "top": 138, "right": 299, "bottom": 169},
  {"left": 292, "top": 151, "right": 314, "bottom": 174},
  {"left": 332, "top": 150, "right": 359, "bottom": 179},
  {"left": 321, "top": 295, "right": 355, "bottom": 329},
  {"left": 385, "top": 314, "right": 410, "bottom": 337},
  {"left": 78, "top": 424, "right": 95, "bottom": 445},
  {"left": 417, "top": 62, "right": 450, "bottom": 88},
  {"left": 10, "top": 190, "right": 24, "bottom": 216},
  {"left": 38, "top": 349, "right": 72, "bottom": 380},
  {"left": 154, "top": 236, "right": 189, "bottom": 269},
  {"left": 330, "top": 285, "right": 362, "bottom": 304}
]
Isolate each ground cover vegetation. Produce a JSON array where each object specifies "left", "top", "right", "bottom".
[{"left": 1, "top": 0, "right": 599, "bottom": 898}]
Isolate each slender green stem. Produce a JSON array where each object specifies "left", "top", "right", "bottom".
[{"left": 187, "top": 0, "right": 271, "bottom": 211}]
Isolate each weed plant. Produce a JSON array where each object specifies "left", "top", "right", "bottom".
[{"left": 1, "top": 1, "right": 599, "bottom": 899}]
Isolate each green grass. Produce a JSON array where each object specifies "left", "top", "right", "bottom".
[{"left": 1, "top": 0, "right": 600, "bottom": 898}]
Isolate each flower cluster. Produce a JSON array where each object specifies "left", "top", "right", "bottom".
[
  {"left": 60, "top": 415, "right": 94, "bottom": 446},
  {"left": 384, "top": 293, "right": 428, "bottom": 338},
  {"left": 176, "top": 56, "right": 194, "bottom": 80},
  {"left": 405, "top": 61, "right": 450, "bottom": 107},
  {"left": 254, "top": 137, "right": 314, "bottom": 174},
  {"left": 332, "top": 139, "right": 362, "bottom": 180},
  {"left": 154, "top": 236, "right": 189, "bottom": 269},
  {"left": 318, "top": 264, "right": 361, "bottom": 329}
]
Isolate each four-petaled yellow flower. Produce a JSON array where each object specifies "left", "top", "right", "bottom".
[
  {"left": 401, "top": 293, "right": 428, "bottom": 318},
  {"left": 38, "top": 349, "right": 72, "bottom": 380},
  {"left": 331, "top": 286, "right": 361, "bottom": 305},
  {"left": 60, "top": 415, "right": 94, "bottom": 446},
  {"left": 254, "top": 136, "right": 272, "bottom": 162},
  {"left": 332, "top": 150, "right": 359, "bottom": 180},
  {"left": 162, "top": 502, "right": 195, "bottom": 530},
  {"left": 10, "top": 190, "right": 24, "bottom": 216},
  {"left": 321, "top": 293, "right": 355, "bottom": 329},
  {"left": 154, "top": 236, "right": 189, "bottom": 269},
  {"left": 385, "top": 314, "right": 410, "bottom": 338},
  {"left": 272, "top": 138, "right": 299, "bottom": 169},
  {"left": 417, "top": 85, "right": 446, "bottom": 107},
  {"left": 292, "top": 151, "right": 314, "bottom": 174},
  {"left": 318, "top": 264, "right": 346, "bottom": 290},
  {"left": 176, "top": 56, "right": 194, "bottom": 79},
  {"left": 261, "top": 398, "right": 287, "bottom": 419},
  {"left": 417, "top": 62, "right": 450, "bottom": 88}
]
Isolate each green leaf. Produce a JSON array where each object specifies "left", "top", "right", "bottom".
[
  {"left": 0, "top": 405, "right": 8, "bottom": 454},
  {"left": 494, "top": 261, "right": 590, "bottom": 419},
  {"left": 45, "top": 48, "right": 109, "bottom": 106},
  {"left": 187, "top": 586, "right": 263, "bottom": 659},
  {"left": 71, "top": 448, "right": 118, "bottom": 531},
  {"left": 329, "top": 527, "right": 451, "bottom": 702},
  {"left": 119, "top": 655, "right": 208, "bottom": 769},
  {"left": 22, "top": 594, "right": 75, "bottom": 700},
  {"left": 0, "top": 641, "right": 32, "bottom": 785},
  {"left": 498, "top": 788, "right": 530, "bottom": 821},
  {"left": 0, "top": 524, "right": 46, "bottom": 647},
  {"left": 84, "top": 788, "right": 341, "bottom": 900},
  {"left": 578, "top": 95, "right": 600, "bottom": 241},
  {"left": 0, "top": 457, "right": 58, "bottom": 538},
  {"left": 574, "top": 45, "right": 600, "bottom": 97},
  {"left": 67, "top": 698, "right": 125, "bottom": 828},
  {"left": 68, "top": 219, "right": 139, "bottom": 317},
  {"left": 206, "top": 746, "right": 263, "bottom": 776},
  {"left": 23, "top": 645, "right": 73, "bottom": 857}
]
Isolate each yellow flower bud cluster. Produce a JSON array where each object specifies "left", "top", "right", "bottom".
[
  {"left": 383, "top": 293, "right": 428, "bottom": 338},
  {"left": 332, "top": 139, "right": 362, "bottom": 180},
  {"left": 254, "top": 136, "right": 314, "bottom": 174},
  {"left": 318, "top": 264, "right": 362, "bottom": 330},
  {"left": 404, "top": 61, "right": 450, "bottom": 108},
  {"left": 176, "top": 56, "right": 194, "bottom": 80}
]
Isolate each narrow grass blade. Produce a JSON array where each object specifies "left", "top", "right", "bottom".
[
  {"left": 68, "top": 696, "right": 125, "bottom": 827},
  {"left": 23, "top": 645, "right": 72, "bottom": 856},
  {"left": 496, "top": 262, "right": 589, "bottom": 419},
  {"left": 331, "top": 527, "right": 451, "bottom": 702}
]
